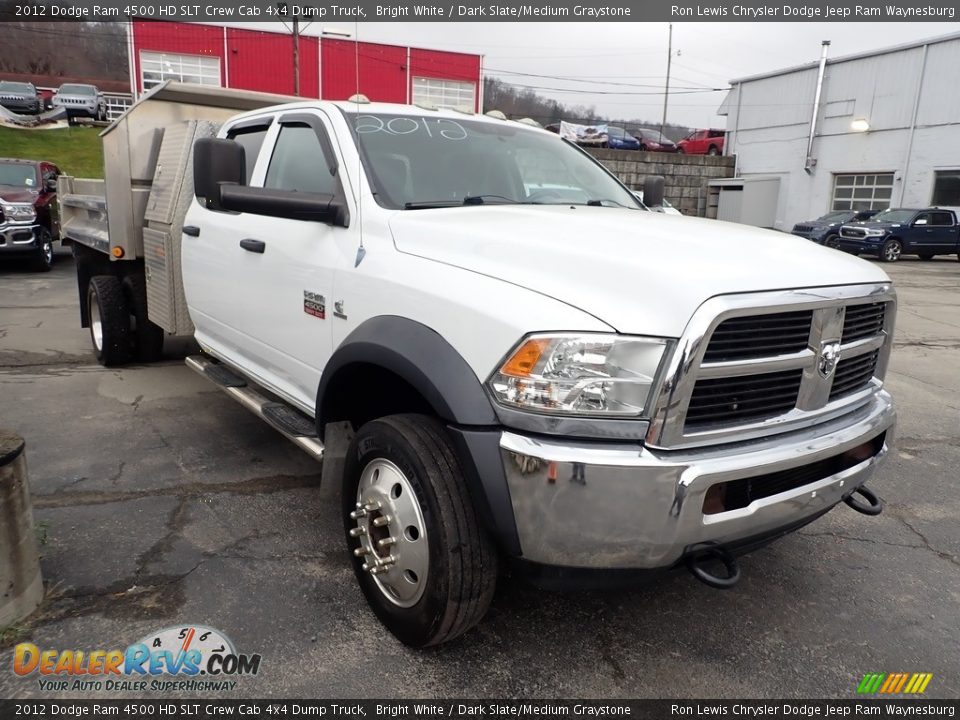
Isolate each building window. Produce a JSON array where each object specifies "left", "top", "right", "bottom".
[
  {"left": 931, "top": 171, "right": 960, "bottom": 206},
  {"left": 832, "top": 174, "right": 894, "bottom": 211},
  {"left": 412, "top": 77, "right": 475, "bottom": 111},
  {"left": 140, "top": 51, "right": 220, "bottom": 92}
]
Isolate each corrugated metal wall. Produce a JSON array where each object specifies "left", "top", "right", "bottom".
[
  {"left": 131, "top": 21, "right": 480, "bottom": 108},
  {"left": 321, "top": 39, "right": 407, "bottom": 103},
  {"left": 225, "top": 29, "right": 319, "bottom": 98}
]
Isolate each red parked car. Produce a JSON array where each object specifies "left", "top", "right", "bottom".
[{"left": 677, "top": 129, "right": 726, "bottom": 156}]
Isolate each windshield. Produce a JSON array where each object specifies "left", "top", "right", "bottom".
[
  {"left": 870, "top": 209, "right": 915, "bottom": 224},
  {"left": 607, "top": 127, "right": 625, "bottom": 139},
  {"left": 815, "top": 211, "right": 853, "bottom": 223},
  {"left": 59, "top": 84, "right": 95, "bottom": 95},
  {"left": 0, "top": 163, "right": 37, "bottom": 187},
  {"left": 348, "top": 112, "right": 640, "bottom": 210},
  {"left": 0, "top": 82, "right": 33, "bottom": 94}
]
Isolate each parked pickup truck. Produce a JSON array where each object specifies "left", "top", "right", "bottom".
[
  {"left": 791, "top": 209, "right": 878, "bottom": 248},
  {"left": 838, "top": 207, "right": 960, "bottom": 262},
  {"left": 61, "top": 83, "right": 896, "bottom": 647},
  {"left": 0, "top": 157, "right": 60, "bottom": 271}
]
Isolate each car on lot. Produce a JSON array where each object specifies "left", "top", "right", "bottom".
[
  {"left": 630, "top": 127, "right": 679, "bottom": 152},
  {"left": 792, "top": 209, "right": 880, "bottom": 248},
  {"left": 677, "top": 128, "right": 725, "bottom": 156},
  {"left": 0, "top": 158, "right": 60, "bottom": 272},
  {"left": 605, "top": 126, "right": 641, "bottom": 150},
  {"left": 838, "top": 207, "right": 960, "bottom": 262},
  {"left": 52, "top": 83, "right": 107, "bottom": 121},
  {"left": 0, "top": 81, "right": 42, "bottom": 115}
]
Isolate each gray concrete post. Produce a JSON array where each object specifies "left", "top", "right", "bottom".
[{"left": 0, "top": 431, "right": 43, "bottom": 627}]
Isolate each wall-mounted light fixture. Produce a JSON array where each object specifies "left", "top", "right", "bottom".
[{"left": 850, "top": 118, "right": 871, "bottom": 132}]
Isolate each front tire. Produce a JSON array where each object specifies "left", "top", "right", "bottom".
[
  {"left": 824, "top": 234, "right": 840, "bottom": 249},
  {"left": 918, "top": 253, "right": 934, "bottom": 261},
  {"left": 87, "top": 276, "right": 131, "bottom": 366},
  {"left": 880, "top": 238, "right": 902, "bottom": 263},
  {"left": 30, "top": 228, "right": 54, "bottom": 272},
  {"left": 707, "top": 146, "right": 721, "bottom": 156},
  {"left": 342, "top": 414, "right": 497, "bottom": 647}
]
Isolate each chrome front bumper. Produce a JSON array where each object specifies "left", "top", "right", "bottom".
[
  {"left": 0, "top": 223, "right": 40, "bottom": 251},
  {"left": 500, "top": 391, "right": 895, "bottom": 570}
]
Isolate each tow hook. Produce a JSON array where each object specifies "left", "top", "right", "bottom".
[
  {"left": 843, "top": 484, "right": 884, "bottom": 516},
  {"left": 685, "top": 544, "right": 741, "bottom": 590}
]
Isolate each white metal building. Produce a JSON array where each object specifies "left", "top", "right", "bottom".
[{"left": 718, "top": 31, "right": 960, "bottom": 230}]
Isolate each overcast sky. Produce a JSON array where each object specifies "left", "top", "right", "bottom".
[{"left": 243, "top": 22, "right": 956, "bottom": 127}]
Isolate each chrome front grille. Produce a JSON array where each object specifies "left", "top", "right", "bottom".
[
  {"left": 702, "top": 310, "right": 813, "bottom": 362},
  {"left": 647, "top": 284, "right": 896, "bottom": 449},
  {"left": 686, "top": 368, "right": 804, "bottom": 428},
  {"left": 840, "top": 226, "right": 867, "bottom": 239}
]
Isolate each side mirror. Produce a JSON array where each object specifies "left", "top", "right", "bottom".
[
  {"left": 913, "top": 218, "right": 927, "bottom": 226},
  {"left": 642, "top": 175, "right": 665, "bottom": 209},
  {"left": 45, "top": 178, "right": 57, "bottom": 192},
  {"left": 219, "top": 186, "right": 349, "bottom": 227},
  {"left": 193, "top": 137, "right": 245, "bottom": 211}
]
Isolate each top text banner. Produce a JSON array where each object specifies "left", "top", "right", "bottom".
[{"left": 2, "top": 0, "right": 958, "bottom": 21}]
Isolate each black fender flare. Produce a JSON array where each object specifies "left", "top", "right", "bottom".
[
  {"left": 316, "top": 316, "right": 521, "bottom": 555},
  {"left": 316, "top": 316, "right": 497, "bottom": 428}
]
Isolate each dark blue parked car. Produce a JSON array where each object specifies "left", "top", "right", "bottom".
[
  {"left": 605, "top": 126, "right": 641, "bottom": 150},
  {"left": 791, "top": 209, "right": 879, "bottom": 248}
]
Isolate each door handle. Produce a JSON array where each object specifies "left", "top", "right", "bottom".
[
  {"left": 183, "top": 225, "right": 200, "bottom": 237},
  {"left": 239, "top": 238, "right": 266, "bottom": 254}
]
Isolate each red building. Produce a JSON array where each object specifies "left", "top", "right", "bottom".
[{"left": 130, "top": 21, "right": 483, "bottom": 111}]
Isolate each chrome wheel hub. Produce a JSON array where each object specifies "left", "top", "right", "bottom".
[
  {"left": 90, "top": 294, "right": 103, "bottom": 351},
  {"left": 351, "top": 459, "right": 428, "bottom": 607}
]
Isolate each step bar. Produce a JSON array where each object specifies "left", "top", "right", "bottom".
[{"left": 186, "top": 355, "right": 324, "bottom": 462}]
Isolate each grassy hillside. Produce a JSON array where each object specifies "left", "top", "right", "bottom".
[{"left": 0, "top": 125, "right": 104, "bottom": 178}]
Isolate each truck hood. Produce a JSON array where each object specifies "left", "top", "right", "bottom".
[
  {"left": 844, "top": 221, "right": 900, "bottom": 231},
  {"left": 388, "top": 205, "right": 891, "bottom": 337},
  {"left": 0, "top": 187, "right": 38, "bottom": 203}
]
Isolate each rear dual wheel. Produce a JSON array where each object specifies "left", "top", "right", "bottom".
[
  {"left": 343, "top": 414, "right": 497, "bottom": 647},
  {"left": 86, "top": 274, "right": 164, "bottom": 366}
]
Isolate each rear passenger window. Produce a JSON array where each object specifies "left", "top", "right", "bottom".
[
  {"left": 265, "top": 123, "right": 335, "bottom": 195},
  {"left": 931, "top": 212, "right": 954, "bottom": 226},
  {"left": 226, "top": 126, "right": 269, "bottom": 183}
]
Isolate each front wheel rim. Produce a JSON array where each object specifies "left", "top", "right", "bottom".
[
  {"left": 885, "top": 243, "right": 901, "bottom": 261},
  {"left": 351, "top": 459, "right": 429, "bottom": 608},
  {"left": 42, "top": 241, "right": 52, "bottom": 265}
]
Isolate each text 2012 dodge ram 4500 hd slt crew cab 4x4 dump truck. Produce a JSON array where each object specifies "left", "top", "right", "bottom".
[{"left": 61, "top": 83, "right": 896, "bottom": 647}]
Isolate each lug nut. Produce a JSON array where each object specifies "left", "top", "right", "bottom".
[
  {"left": 353, "top": 547, "right": 369, "bottom": 557},
  {"left": 372, "top": 516, "right": 390, "bottom": 527},
  {"left": 377, "top": 537, "right": 396, "bottom": 548},
  {"left": 361, "top": 562, "right": 374, "bottom": 572},
  {"left": 349, "top": 526, "right": 367, "bottom": 537},
  {"left": 381, "top": 555, "right": 397, "bottom": 566},
  {"left": 350, "top": 509, "right": 367, "bottom": 519},
  {"left": 364, "top": 501, "right": 380, "bottom": 512}
]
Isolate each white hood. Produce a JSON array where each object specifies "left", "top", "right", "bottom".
[{"left": 388, "top": 206, "right": 891, "bottom": 337}]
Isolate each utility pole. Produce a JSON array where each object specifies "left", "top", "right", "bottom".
[
  {"left": 292, "top": 18, "right": 301, "bottom": 96},
  {"left": 660, "top": 23, "right": 673, "bottom": 140}
]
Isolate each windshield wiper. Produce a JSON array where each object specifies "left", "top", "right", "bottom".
[{"left": 404, "top": 195, "right": 522, "bottom": 210}]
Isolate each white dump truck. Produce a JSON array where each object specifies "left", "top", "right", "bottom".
[{"left": 61, "top": 82, "right": 896, "bottom": 646}]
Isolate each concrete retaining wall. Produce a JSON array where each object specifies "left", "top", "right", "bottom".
[{"left": 586, "top": 149, "right": 736, "bottom": 216}]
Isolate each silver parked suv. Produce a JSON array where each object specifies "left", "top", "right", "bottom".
[{"left": 52, "top": 83, "right": 107, "bottom": 121}]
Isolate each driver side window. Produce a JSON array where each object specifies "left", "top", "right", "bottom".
[{"left": 265, "top": 123, "right": 336, "bottom": 195}]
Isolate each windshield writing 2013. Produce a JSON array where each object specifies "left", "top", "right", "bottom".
[{"left": 354, "top": 116, "right": 469, "bottom": 140}]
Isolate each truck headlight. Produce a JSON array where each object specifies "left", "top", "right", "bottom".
[
  {"left": 2, "top": 203, "right": 36, "bottom": 222},
  {"left": 863, "top": 228, "right": 887, "bottom": 236},
  {"left": 488, "top": 333, "right": 669, "bottom": 417}
]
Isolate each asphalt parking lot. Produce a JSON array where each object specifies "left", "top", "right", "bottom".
[{"left": 0, "top": 247, "right": 958, "bottom": 700}]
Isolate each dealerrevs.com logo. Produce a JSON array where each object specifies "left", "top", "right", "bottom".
[{"left": 13, "top": 625, "right": 261, "bottom": 693}]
